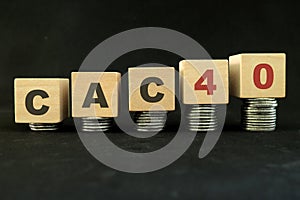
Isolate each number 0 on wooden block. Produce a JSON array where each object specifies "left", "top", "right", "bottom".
[
  {"left": 179, "top": 60, "right": 229, "bottom": 104},
  {"left": 229, "top": 53, "right": 286, "bottom": 98}
]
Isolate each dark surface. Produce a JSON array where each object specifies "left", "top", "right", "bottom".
[
  {"left": 1, "top": 0, "right": 300, "bottom": 199},
  {"left": 1, "top": 110, "right": 300, "bottom": 199}
]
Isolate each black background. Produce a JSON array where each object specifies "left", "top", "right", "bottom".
[{"left": 1, "top": 0, "right": 300, "bottom": 199}]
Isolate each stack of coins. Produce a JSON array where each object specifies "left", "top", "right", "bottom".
[
  {"left": 187, "top": 104, "right": 217, "bottom": 132},
  {"left": 242, "top": 98, "right": 277, "bottom": 131},
  {"left": 80, "top": 117, "right": 112, "bottom": 132},
  {"left": 134, "top": 111, "right": 167, "bottom": 132},
  {"left": 29, "top": 123, "right": 60, "bottom": 131}
]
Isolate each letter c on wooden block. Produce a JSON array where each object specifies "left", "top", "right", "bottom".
[
  {"left": 140, "top": 77, "right": 165, "bottom": 103},
  {"left": 128, "top": 67, "right": 175, "bottom": 111},
  {"left": 14, "top": 78, "right": 69, "bottom": 123},
  {"left": 25, "top": 89, "right": 50, "bottom": 115}
]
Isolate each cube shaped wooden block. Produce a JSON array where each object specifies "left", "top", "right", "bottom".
[
  {"left": 229, "top": 53, "right": 286, "bottom": 98},
  {"left": 72, "top": 72, "right": 121, "bottom": 117},
  {"left": 14, "top": 78, "right": 69, "bottom": 123},
  {"left": 128, "top": 67, "right": 175, "bottom": 111},
  {"left": 180, "top": 60, "right": 229, "bottom": 104}
]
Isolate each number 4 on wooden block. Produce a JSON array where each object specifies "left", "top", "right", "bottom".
[
  {"left": 179, "top": 60, "right": 229, "bottom": 104},
  {"left": 194, "top": 69, "right": 217, "bottom": 95}
]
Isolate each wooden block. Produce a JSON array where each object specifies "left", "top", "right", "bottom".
[
  {"left": 180, "top": 60, "right": 229, "bottom": 104},
  {"left": 229, "top": 53, "right": 286, "bottom": 98},
  {"left": 14, "top": 78, "right": 69, "bottom": 123},
  {"left": 72, "top": 72, "right": 121, "bottom": 117},
  {"left": 128, "top": 67, "right": 175, "bottom": 111}
]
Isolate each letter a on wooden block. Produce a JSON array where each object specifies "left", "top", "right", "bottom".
[
  {"left": 179, "top": 60, "right": 229, "bottom": 104},
  {"left": 229, "top": 53, "right": 286, "bottom": 98},
  {"left": 128, "top": 67, "right": 175, "bottom": 111},
  {"left": 14, "top": 78, "right": 69, "bottom": 123},
  {"left": 72, "top": 72, "right": 121, "bottom": 117}
]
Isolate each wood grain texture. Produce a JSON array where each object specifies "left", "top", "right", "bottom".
[
  {"left": 229, "top": 53, "right": 286, "bottom": 98},
  {"left": 180, "top": 60, "right": 229, "bottom": 104},
  {"left": 128, "top": 67, "right": 175, "bottom": 111},
  {"left": 71, "top": 72, "right": 120, "bottom": 117},
  {"left": 14, "top": 78, "right": 69, "bottom": 123}
]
